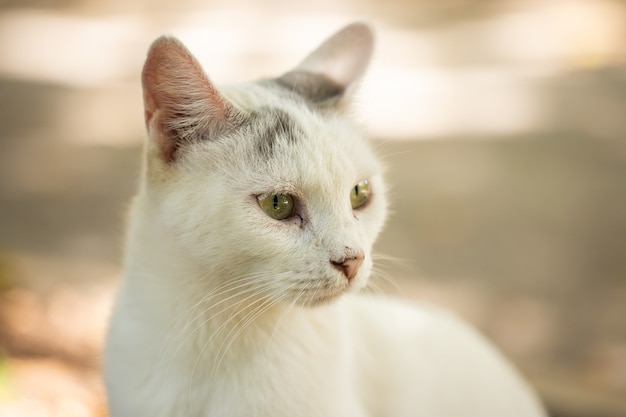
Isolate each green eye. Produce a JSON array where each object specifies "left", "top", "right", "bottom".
[
  {"left": 257, "top": 193, "right": 296, "bottom": 220},
  {"left": 350, "top": 180, "right": 371, "bottom": 209}
]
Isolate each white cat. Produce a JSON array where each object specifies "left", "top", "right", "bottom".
[{"left": 104, "top": 23, "right": 546, "bottom": 417}]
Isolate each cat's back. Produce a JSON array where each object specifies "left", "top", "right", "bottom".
[{"left": 344, "top": 295, "right": 546, "bottom": 417}]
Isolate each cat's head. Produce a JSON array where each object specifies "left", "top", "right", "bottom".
[{"left": 138, "top": 23, "right": 386, "bottom": 307}]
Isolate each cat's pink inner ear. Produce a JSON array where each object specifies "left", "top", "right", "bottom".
[
  {"left": 141, "top": 36, "right": 232, "bottom": 162},
  {"left": 295, "top": 22, "right": 374, "bottom": 90}
]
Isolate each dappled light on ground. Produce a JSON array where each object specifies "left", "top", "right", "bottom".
[{"left": 0, "top": 284, "right": 111, "bottom": 417}]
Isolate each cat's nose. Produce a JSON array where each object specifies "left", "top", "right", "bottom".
[{"left": 331, "top": 254, "right": 364, "bottom": 281}]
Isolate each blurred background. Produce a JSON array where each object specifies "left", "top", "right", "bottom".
[{"left": 0, "top": 0, "right": 625, "bottom": 416}]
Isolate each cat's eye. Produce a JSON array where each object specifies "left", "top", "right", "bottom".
[
  {"left": 257, "top": 193, "right": 296, "bottom": 220},
  {"left": 350, "top": 180, "right": 371, "bottom": 209}
]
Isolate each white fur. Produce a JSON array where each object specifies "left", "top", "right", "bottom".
[{"left": 105, "top": 23, "right": 546, "bottom": 417}]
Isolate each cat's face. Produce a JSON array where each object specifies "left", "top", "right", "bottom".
[{"left": 140, "top": 23, "right": 385, "bottom": 306}]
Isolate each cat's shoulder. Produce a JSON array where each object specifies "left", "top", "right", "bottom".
[
  {"left": 343, "top": 293, "right": 514, "bottom": 375},
  {"left": 342, "top": 294, "right": 545, "bottom": 416},
  {"left": 344, "top": 293, "right": 464, "bottom": 334}
]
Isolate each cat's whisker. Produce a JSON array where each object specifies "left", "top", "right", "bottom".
[
  {"left": 264, "top": 286, "right": 304, "bottom": 357},
  {"left": 369, "top": 266, "right": 403, "bottom": 294},
  {"left": 207, "top": 274, "right": 313, "bottom": 376},
  {"left": 161, "top": 277, "right": 291, "bottom": 381},
  {"left": 371, "top": 138, "right": 394, "bottom": 151},
  {"left": 376, "top": 146, "right": 419, "bottom": 161},
  {"left": 203, "top": 280, "right": 303, "bottom": 383},
  {"left": 208, "top": 292, "right": 290, "bottom": 381},
  {"left": 158, "top": 272, "right": 275, "bottom": 336},
  {"left": 373, "top": 252, "right": 415, "bottom": 270},
  {"left": 156, "top": 272, "right": 283, "bottom": 370},
  {"left": 362, "top": 278, "right": 385, "bottom": 296},
  {"left": 186, "top": 293, "right": 270, "bottom": 389},
  {"left": 259, "top": 278, "right": 322, "bottom": 369}
]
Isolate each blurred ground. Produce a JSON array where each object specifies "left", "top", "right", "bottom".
[{"left": 1, "top": 0, "right": 625, "bottom": 416}]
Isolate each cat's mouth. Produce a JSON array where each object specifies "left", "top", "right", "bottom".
[
  {"left": 277, "top": 267, "right": 368, "bottom": 307},
  {"left": 296, "top": 279, "right": 356, "bottom": 307}
]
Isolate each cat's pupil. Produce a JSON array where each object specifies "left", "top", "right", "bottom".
[
  {"left": 350, "top": 180, "right": 370, "bottom": 209},
  {"left": 257, "top": 193, "right": 295, "bottom": 220}
]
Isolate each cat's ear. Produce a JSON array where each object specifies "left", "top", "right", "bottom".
[
  {"left": 277, "top": 22, "right": 374, "bottom": 108},
  {"left": 142, "top": 36, "right": 241, "bottom": 162}
]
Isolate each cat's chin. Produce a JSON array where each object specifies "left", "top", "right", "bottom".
[
  {"left": 295, "top": 280, "right": 366, "bottom": 307},
  {"left": 299, "top": 291, "right": 345, "bottom": 308}
]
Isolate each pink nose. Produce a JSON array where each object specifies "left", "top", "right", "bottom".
[{"left": 331, "top": 255, "right": 364, "bottom": 281}]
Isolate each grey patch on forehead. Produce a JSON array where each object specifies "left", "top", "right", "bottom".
[
  {"left": 253, "top": 107, "right": 304, "bottom": 158},
  {"left": 273, "top": 71, "right": 345, "bottom": 105}
]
